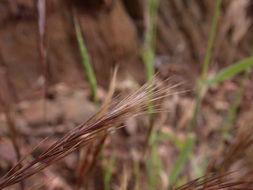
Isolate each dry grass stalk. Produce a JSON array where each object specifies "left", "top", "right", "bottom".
[
  {"left": 0, "top": 68, "right": 21, "bottom": 161},
  {"left": 37, "top": 0, "right": 48, "bottom": 125},
  {"left": 0, "top": 77, "right": 174, "bottom": 189},
  {"left": 118, "top": 166, "right": 130, "bottom": 190},
  {"left": 0, "top": 67, "right": 24, "bottom": 189},
  {"left": 77, "top": 67, "right": 118, "bottom": 188}
]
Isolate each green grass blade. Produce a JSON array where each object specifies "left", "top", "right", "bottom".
[
  {"left": 140, "top": 0, "right": 160, "bottom": 154},
  {"left": 103, "top": 154, "right": 116, "bottom": 190},
  {"left": 188, "top": 0, "right": 223, "bottom": 132},
  {"left": 206, "top": 57, "right": 253, "bottom": 86},
  {"left": 222, "top": 44, "right": 253, "bottom": 135},
  {"left": 141, "top": 0, "right": 159, "bottom": 80},
  {"left": 146, "top": 131, "right": 163, "bottom": 189},
  {"left": 74, "top": 15, "right": 97, "bottom": 103},
  {"left": 159, "top": 131, "right": 185, "bottom": 150},
  {"left": 200, "top": 0, "right": 223, "bottom": 82},
  {"left": 169, "top": 133, "right": 196, "bottom": 185}
]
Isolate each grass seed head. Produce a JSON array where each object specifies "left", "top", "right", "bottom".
[{"left": 0, "top": 77, "right": 175, "bottom": 188}]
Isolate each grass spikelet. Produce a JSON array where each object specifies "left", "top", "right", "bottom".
[{"left": 0, "top": 77, "right": 175, "bottom": 189}]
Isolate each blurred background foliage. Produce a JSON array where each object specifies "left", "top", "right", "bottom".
[{"left": 0, "top": 0, "right": 253, "bottom": 189}]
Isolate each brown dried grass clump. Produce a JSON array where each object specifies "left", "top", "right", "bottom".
[{"left": 0, "top": 78, "right": 172, "bottom": 189}]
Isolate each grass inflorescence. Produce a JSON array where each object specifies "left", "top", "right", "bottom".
[{"left": 0, "top": 77, "right": 175, "bottom": 189}]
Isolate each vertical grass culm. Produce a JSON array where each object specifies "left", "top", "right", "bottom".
[
  {"left": 169, "top": 0, "right": 223, "bottom": 186},
  {"left": 141, "top": 0, "right": 162, "bottom": 188},
  {"left": 189, "top": 0, "right": 223, "bottom": 131},
  {"left": 142, "top": 0, "right": 159, "bottom": 80}
]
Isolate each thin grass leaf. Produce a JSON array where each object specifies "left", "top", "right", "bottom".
[
  {"left": 146, "top": 131, "right": 163, "bottom": 189},
  {"left": 159, "top": 131, "right": 185, "bottom": 150},
  {"left": 177, "top": 2, "right": 222, "bottom": 184},
  {"left": 169, "top": 133, "right": 196, "bottom": 185},
  {"left": 73, "top": 12, "right": 97, "bottom": 103},
  {"left": 206, "top": 57, "right": 253, "bottom": 86},
  {"left": 222, "top": 70, "right": 250, "bottom": 137},
  {"left": 141, "top": 2, "right": 160, "bottom": 175},
  {"left": 103, "top": 154, "right": 116, "bottom": 190},
  {"left": 0, "top": 68, "right": 24, "bottom": 190},
  {"left": 141, "top": 0, "right": 160, "bottom": 80},
  {"left": 200, "top": 0, "right": 223, "bottom": 82},
  {"left": 188, "top": 0, "right": 223, "bottom": 132}
]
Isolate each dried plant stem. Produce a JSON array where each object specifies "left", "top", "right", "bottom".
[
  {"left": 77, "top": 135, "right": 106, "bottom": 188},
  {"left": 0, "top": 68, "right": 24, "bottom": 190},
  {"left": 37, "top": 0, "right": 48, "bottom": 123}
]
